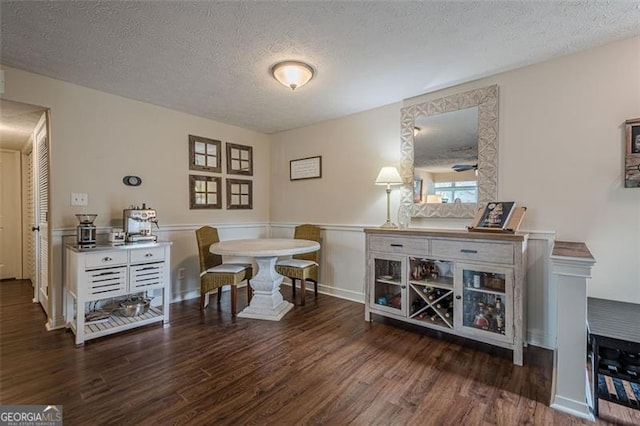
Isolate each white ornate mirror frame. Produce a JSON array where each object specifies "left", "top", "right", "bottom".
[{"left": 399, "top": 85, "right": 499, "bottom": 219}]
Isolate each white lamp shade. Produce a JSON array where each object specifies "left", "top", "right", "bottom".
[
  {"left": 272, "top": 61, "right": 314, "bottom": 90},
  {"left": 375, "top": 167, "right": 402, "bottom": 185}
]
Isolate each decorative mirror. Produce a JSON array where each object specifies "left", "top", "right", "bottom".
[{"left": 399, "top": 85, "right": 498, "bottom": 218}]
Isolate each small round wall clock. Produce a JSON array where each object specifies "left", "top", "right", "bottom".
[{"left": 122, "top": 175, "right": 142, "bottom": 186}]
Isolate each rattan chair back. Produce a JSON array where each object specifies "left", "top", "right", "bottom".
[
  {"left": 293, "top": 224, "right": 321, "bottom": 263},
  {"left": 196, "top": 226, "right": 223, "bottom": 272}
]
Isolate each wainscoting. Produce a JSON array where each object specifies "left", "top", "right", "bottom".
[{"left": 50, "top": 223, "right": 556, "bottom": 348}]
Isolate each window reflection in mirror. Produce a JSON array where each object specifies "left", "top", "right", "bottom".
[{"left": 413, "top": 106, "right": 478, "bottom": 204}]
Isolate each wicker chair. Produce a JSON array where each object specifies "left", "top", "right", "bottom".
[
  {"left": 195, "top": 226, "right": 252, "bottom": 315},
  {"left": 275, "top": 224, "right": 321, "bottom": 306}
]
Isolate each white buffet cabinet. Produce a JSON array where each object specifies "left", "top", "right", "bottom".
[
  {"left": 65, "top": 242, "right": 172, "bottom": 346},
  {"left": 364, "top": 228, "right": 528, "bottom": 365}
]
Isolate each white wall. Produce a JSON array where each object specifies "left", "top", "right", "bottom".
[
  {"left": 270, "top": 102, "right": 401, "bottom": 226},
  {"left": 1, "top": 66, "right": 271, "bottom": 327}
]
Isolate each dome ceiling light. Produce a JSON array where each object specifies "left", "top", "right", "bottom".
[{"left": 271, "top": 61, "right": 314, "bottom": 91}]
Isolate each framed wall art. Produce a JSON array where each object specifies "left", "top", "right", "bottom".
[
  {"left": 625, "top": 118, "right": 640, "bottom": 188},
  {"left": 189, "top": 175, "right": 222, "bottom": 209},
  {"left": 413, "top": 178, "right": 423, "bottom": 203},
  {"left": 189, "top": 135, "right": 221, "bottom": 173},
  {"left": 290, "top": 156, "right": 322, "bottom": 181},
  {"left": 226, "top": 178, "right": 253, "bottom": 209},
  {"left": 226, "top": 143, "right": 253, "bottom": 176}
]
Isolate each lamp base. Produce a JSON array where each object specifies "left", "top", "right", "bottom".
[{"left": 380, "top": 221, "right": 398, "bottom": 229}]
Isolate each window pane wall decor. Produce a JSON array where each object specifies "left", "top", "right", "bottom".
[
  {"left": 226, "top": 178, "right": 252, "bottom": 209},
  {"left": 189, "top": 175, "right": 222, "bottom": 209},
  {"left": 226, "top": 143, "right": 253, "bottom": 176},
  {"left": 189, "top": 135, "right": 222, "bottom": 173}
]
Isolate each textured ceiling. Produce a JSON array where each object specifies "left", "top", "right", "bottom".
[{"left": 1, "top": 1, "right": 639, "bottom": 134}]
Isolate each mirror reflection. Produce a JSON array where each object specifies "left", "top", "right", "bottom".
[{"left": 413, "top": 107, "right": 479, "bottom": 204}]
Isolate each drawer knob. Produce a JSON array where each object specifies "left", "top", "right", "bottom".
[
  {"left": 390, "top": 244, "right": 403, "bottom": 248},
  {"left": 102, "top": 256, "right": 112, "bottom": 262},
  {"left": 145, "top": 253, "right": 153, "bottom": 257},
  {"left": 456, "top": 295, "right": 461, "bottom": 300},
  {"left": 460, "top": 249, "right": 478, "bottom": 254}
]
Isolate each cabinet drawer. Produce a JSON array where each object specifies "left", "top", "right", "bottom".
[
  {"left": 130, "top": 263, "right": 165, "bottom": 291},
  {"left": 431, "top": 239, "right": 514, "bottom": 265},
  {"left": 369, "top": 236, "right": 429, "bottom": 255},
  {"left": 85, "top": 251, "right": 128, "bottom": 269},
  {"left": 85, "top": 267, "right": 127, "bottom": 300},
  {"left": 130, "top": 246, "right": 165, "bottom": 264}
]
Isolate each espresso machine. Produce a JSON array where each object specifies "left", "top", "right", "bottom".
[
  {"left": 123, "top": 204, "right": 159, "bottom": 243},
  {"left": 76, "top": 214, "right": 98, "bottom": 247}
]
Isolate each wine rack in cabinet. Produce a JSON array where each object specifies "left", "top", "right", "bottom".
[
  {"left": 365, "top": 228, "right": 527, "bottom": 366},
  {"left": 408, "top": 258, "right": 454, "bottom": 328}
]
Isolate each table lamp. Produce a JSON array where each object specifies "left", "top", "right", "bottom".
[{"left": 375, "top": 166, "right": 403, "bottom": 228}]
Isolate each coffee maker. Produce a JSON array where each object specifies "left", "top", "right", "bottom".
[
  {"left": 76, "top": 214, "right": 98, "bottom": 247},
  {"left": 123, "top": 204, "right": 158, "bottom": 243}
]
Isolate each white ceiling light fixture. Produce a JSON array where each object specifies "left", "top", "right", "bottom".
[{"left": 271, "top": 61, "right": 314, "bottom": 91}]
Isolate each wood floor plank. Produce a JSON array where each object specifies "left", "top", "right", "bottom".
[{"left": 2, "top": 279, "right": 640, "bottom": 425}]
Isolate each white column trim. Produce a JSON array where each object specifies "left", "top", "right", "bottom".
[{"left": 549, "top": 242, "right": 596, "bottom": 421}]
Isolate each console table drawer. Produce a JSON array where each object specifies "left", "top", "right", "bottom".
[
  {"left": 431, "top": 239, "right": 513, "bottom": 264},
  {"left": 130, "top": 246, "right": 166, "bottom": 264},
  {"left": 85, "top": 251, "right": 128, "bottom": 269},
  {"left": 369, "top": 236, "right": 429, "bottom": 255}
]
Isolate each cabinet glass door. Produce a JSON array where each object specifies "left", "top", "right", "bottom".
[
  {"left": 408, "top": 257, "right": 454, "bottom": 328},
  {"left": 457, "top": 263, "right": 513, "bottom": 342},
  {"left": 371, "top": 255, "right": 405, "bottom": 315}
]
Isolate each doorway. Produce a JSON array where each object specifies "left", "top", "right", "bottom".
[{"left": 0, "top": 99, "right": 49, "bottom": 310}]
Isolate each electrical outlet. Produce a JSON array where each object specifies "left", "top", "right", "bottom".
[
  {"left": 178, "top": 268, "right": 185, "bottom": 280},
  {"left": 71, "top": 193, "right": 88, "bottom": 206}
]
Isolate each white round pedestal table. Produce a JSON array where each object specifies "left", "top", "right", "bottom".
[{"left": 210, "top": 238, "right": 320, "bottom": 321}]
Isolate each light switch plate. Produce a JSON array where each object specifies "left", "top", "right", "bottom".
[{"left": 71, "top": 193, "right": 88, "bottom": 206}]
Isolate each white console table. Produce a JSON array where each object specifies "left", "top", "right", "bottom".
[{"left": 64, "top": 242, "right": 172, "bottom": 346}]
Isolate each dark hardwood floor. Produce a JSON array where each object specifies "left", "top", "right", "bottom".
[{"left": 1, "top": 279, "right": 638, "bottom": 425}]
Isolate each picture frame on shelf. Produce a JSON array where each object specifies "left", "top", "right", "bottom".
[
  {"left": 625, "top": 118, "right": 640, "bottom": 188},
  {"left": 628, "top": 118, "right": 640, "bottom": 154},
  {"left": 468, "top": 201, "right": 526, "bottom": 233}
]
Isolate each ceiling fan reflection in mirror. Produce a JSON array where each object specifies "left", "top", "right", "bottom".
[{"left": 452, "top": 164, "right": 477, "bottom": 172}]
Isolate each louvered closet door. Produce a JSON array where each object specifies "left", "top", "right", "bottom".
[
  {"left": 25, "top": 150, "right": 36, "bottom": 283},
  {"left": 36, "top": 130, "right": 49, "bottom": 306}
]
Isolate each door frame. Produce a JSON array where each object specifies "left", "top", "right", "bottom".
[{"left": 0, "top": 149, "right": 22, "bottom": 280}]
